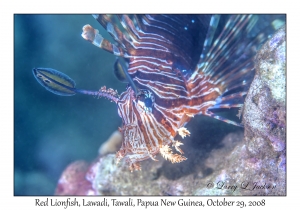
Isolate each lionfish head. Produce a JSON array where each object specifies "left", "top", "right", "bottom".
[{"left": 115, "top": 87, "right": 186, "bottom": 171}]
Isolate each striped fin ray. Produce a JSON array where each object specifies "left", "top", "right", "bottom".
[
  {"left": 198, "top": 15, "right": 220, "bottom": 65},
  {"left": 99, "top": 15, "right": 139, "bottom": 47},
  {"left": 203, "top": 15, "right": 278, "bottom": 93},
  {"left": 34, "top": 15, "right": 286, "bottom": 171},
  {"left": 82, "top": 14, "right": 154, "bottom": 57},
  {"left": 212, "top": 23, "right": 274, "bottom": 89},
  {"left": 208, "top": 91, "right": 247, "bottom": 109},
  {"left": 188, "top": 15, "right": 276, "bottom": 125},
  {"left": 86, "top": 15, "right": 213, "bottom": 73},
  {"left": 117, "top": 15, "right": 178, "bottom": 55},
  {"left": 222, "top": 80, "right": 251, "bottom": 96},
  {"left": 86, "top": 14, "right": 188, "bottom": 61},
  {"left": 92, "top": 15, "right": 128, "bottom": 48},
  {"left": 197, "top": 15, "right": 253, "bottom": 76},
  {"left": 193, "top": 15, "right": 264, "bottom": 95},
  {"left": 204, "top": 110, "right": 243, "bottom": 127},
  {"left": 195, "top": 15, "right": 275, "bottom": 87},
  {"left": 81, "top": 24, "right": 126, "bottom": 57},
  {"left": 100, "top": 15, "right": 150, "bottom": 54}
]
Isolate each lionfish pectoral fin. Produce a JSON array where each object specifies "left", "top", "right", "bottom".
[
  {"left": 203, "top": 110, "right": 243, "bottom": 127},
  {"left": 187, "top": 15, "right": 279, "bottom": 128},
  {"left": 198, "top": 15, "right": 220, "bottom": 65},
  {"left": 208, "top": 91, "right": 247, "bottom": 109},
  {"left": 191, "top": 15, "right": 255, "bottom": 82},
  {"left": 190, "top": 15, "right": 279, "bottom": 89}
]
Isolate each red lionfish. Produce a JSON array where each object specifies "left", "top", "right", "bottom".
[{"left": 33, "top": 15, "right": 279, "bottom": 172}]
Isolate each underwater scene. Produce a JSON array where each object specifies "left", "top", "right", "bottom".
[{"left": 14, "top": 14, "right": 286, "bottom": 196}]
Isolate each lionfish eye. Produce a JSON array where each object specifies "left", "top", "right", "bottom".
[
  {"left": 144, "top": 97, "right": 153, "bottom": 108},
  {"left": 137, "top": 89, "right": 155, "bottom": 110},
  {"left": 137, "top": 94, "right": 146, "bottom": 101}
]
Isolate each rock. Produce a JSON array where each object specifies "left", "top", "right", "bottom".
[
  {"left": 84, "top": 132, "right": 245, "bottom": 195},
  {"left": 98, "top": 130, "right": 122, "bottom": 156},
  {"left": 241, "top": 26, "right": 286, "bottom": 195},
  {"left": 55, "top": 160, "right": 96, "bottom": 195}
]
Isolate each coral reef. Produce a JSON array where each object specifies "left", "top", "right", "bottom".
[
  {"left": 89, "top": 132, "right": 247, "bottom": 195},
  {"left": 241, "top": 26, "right": 286, "bottom": 195},
  {"left": 98, "top": 131, "right": 122, "bottom": 156},
  {"left": 55, "top": 161, "right": 96, "bottom": 195},
  {"left": 55, "top": 27, "right": 286, "bottom": 196}
]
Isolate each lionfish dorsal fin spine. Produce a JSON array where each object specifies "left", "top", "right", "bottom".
[
  {"left": 81, "top": 24, "right": 126, "bottom": 57},
  {"left": 198, "top": 14, "right": 221, "bottom": 64},
  {"left": 78, "top": 15, "right": 284, "bottom": 171}
]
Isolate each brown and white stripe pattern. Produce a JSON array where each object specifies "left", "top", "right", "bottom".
[{"left": 81, "top": 14, "right": 275, "bottom": 171}]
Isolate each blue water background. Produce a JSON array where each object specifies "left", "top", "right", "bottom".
[{"left": 14, "top": 15, "right": 124, "bottom": 195}]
